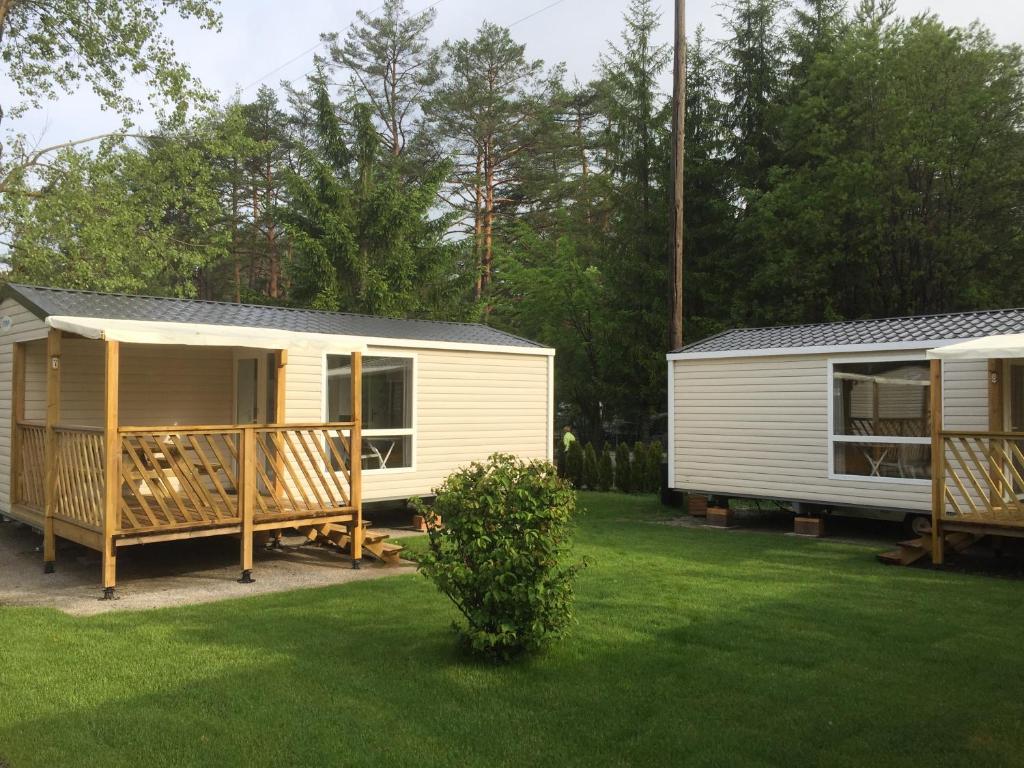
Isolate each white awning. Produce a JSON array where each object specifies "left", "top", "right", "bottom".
[
  {"left": 927, "top": 334, "right": 1024, "bottom": 361},
  {"left": 46, "top": 315, "right": 368, "bottom": 354}
]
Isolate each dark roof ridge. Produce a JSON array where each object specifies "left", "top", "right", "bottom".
[
  {"left": 4, "top": 283, "right": 543, "bottom": 348},
  {"left": 672, "top": 306, "right": 1024, "bottom": 355}
]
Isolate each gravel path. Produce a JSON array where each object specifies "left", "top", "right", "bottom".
[{"left": 0, "top": 520, "right": 416, "bottom": 617}]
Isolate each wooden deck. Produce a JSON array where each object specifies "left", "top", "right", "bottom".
[{"left": 10, "top": 336, "right": 366, "bottom": 593}]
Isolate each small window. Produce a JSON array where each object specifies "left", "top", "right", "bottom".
[
  {"left": 326, "top": 355, "right": 414, "bottom": 471},
  {"left": 830, "top": 360, "right": 931, "bottom": 481}
]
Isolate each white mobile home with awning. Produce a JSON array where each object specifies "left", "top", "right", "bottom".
[
  {"left": 0, "top": 283, "right": 554, "bottom": 593},
  {"left": 667, "top": 308, "right": 1024, "bottom": 561}
]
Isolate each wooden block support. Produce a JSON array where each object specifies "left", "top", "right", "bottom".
[
  {"left": 706, "top": 506, "right": 733, "bottom": 528},
  {"left": 794, "top": 516, "right": 824, "bottom": 537},
  {"left": 412, "top": 513, "right": 442, "bottom": 532},
  {"left": 687, "top": 494, "right": 708, "bottom": 517}
]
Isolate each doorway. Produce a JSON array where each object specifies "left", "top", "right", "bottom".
[{"left": 234, "top": 352, "right": 277, "bottom": 425}]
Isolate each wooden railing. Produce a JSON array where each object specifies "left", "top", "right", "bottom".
[
  {"left": 940, "top": 430, "right": 1024, "bottom": 527},
  {"left": 253, "top": 425, "right": 354, "bottom": 520},
  {"left": 115, "top": 422, "right": 357, "bottom": 534},
  {"left": 16, "top": 421, "right": 45, "bottom": 510},
  {"left": 13, "top": 421, "right": 359, "bottom": 536},
  {"left": 54, "top": 426, "right": 105, "bottom": 530},
  {"left": 119, "top": 427, "right": 242, "bottom": 533}
]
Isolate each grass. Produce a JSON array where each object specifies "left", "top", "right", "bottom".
[{"left": 2, "top": 492, "right": 1024, "bottom": 767}]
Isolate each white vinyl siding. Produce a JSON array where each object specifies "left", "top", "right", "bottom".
[
  {"left": 0, "top": 294, "right": 554, "bottom": 516},
  {"left": 671, "top": 352, "right": 989, "bottom": 511},
  {"left": 0, "top": 299, "right": 49, "bottom": 514}
]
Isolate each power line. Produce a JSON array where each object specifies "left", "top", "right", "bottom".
[
  {"left": 237, "top": 3, "right": 385, "bottom": 95},
  {"left": 508, "top": 0, "right": 568, "bottom": 28}
]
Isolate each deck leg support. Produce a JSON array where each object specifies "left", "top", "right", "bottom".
[
  {"left": 351, "top": 559, "right": 361, "bottom": 570},
  {"left": 43, "top": 561, "right": 55, "bottom": 574},
  {"left": 102, "top": 587, "right": 117, "bottom": 601},
  {"left": 238, "top": 569, "right": 255, "bottom": 584}
]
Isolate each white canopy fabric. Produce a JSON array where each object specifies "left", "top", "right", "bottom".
[
  {"left": 927, "top": 334, "right": 1024, "bottom": 361},
  {"left": 46, "top": 315, "right": 368, "bottom": 354}
]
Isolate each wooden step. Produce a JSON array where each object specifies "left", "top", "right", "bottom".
[{"left": 366, "top": 541, "right": 404, "bottom": 566}]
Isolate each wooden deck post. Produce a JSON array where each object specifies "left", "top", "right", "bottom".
[
  {"left": 273, "top": 350, "right": 287, "bottom": 502},
  {"left": 239, "top": 425, "right": 256, "bottom": 583},
  {"left": 10, "top": 342, "right": 25, "bottom": 508},
  {"left": 43, "top": 329, "right": 61, "bottom": 573},
  {"left": 350, "top": 352, "right": 363, "bottom": 568},
  {"left": 930, "top": 358, "right": 945, "bottom": 565},
  {"left": 988, "top": 359, "right": 1005, "bottom": 508},
  {"left": 102, "top": 340, "right": 120, "bottom": 597}
]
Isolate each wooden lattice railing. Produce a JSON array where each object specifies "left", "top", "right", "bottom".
[
  {"left": 941, "top": 431, "right": 1024, "bottom": 527},
  {"left": 253, "top": 425, "right": 354, "bottom": 520},
  {"left": 14, "top": 421, "right": 358, "bottom": 537},
  {"left": 16, "top": 422, "right": 45, "bottom": 510},
  {"left": 53, "top": 426, "right": 105, "bottom": 530},
  {"left": 118, "top": 427, "right": 243, "bottom": 533}
]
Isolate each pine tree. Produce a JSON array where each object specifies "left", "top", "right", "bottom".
[
  {"left": 425, "top": 23, "right": 561, "bottom": 304},
  {"left": 583, "top": 443, "right": 599, "bottom": 489},
  {"left": 328, "top": 0, "right": 440, "bottom": 159},
  {"left": 615, "top": 442, "right": 633, "bottom": 493},
  {"left": 646, "top": 440, "right": 664, "bottom": 492},
  {"left": 598, "top": 443, "right": 614, "bottom": 491}
]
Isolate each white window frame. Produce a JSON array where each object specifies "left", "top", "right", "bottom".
[
  {"left": 322, "top": 351, "right": 417, "bottom": 475},
  {"left": 826, "top": 353, "right": 932, "bottom": 486}
]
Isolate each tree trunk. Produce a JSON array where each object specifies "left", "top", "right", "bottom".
[{"left": 473, "top": 151, "right": 484, "bottom": 301}]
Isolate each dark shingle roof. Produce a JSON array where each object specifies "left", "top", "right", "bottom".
[
  {"left": 3, "top": 284, "right": 545, "bottom": 349},
  {"left": 674, "top": 307, "right": 1024, "bottom": 355}
]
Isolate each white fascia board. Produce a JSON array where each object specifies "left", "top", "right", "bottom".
[
  {"left": 364, "top": 336, "right": 556, "bottom": 356},
  {"left": 665, "top": 338, "right": 973, "bottom": 362}
]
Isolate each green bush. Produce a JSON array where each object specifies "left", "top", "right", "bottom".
[
  {"left": 413, "top": 454, "right": 584, "bottom": 661},
  {"left": 647, "top": 440, "right": 664, "bottom": 492},
  {"left": 598, "top": 443, "right": 614, "bottom": 491},
  {"left": 565, "top": 440, "right": 584, "bottom": 487},
  {"left": 614, "top": 442, "right": 632, "bottom": 493},
  {"left": 582, "top": 442, "right": 599, "bottom": 489}
]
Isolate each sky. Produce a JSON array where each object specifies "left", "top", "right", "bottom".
[{"left": 2, "top": 0, "right": 1022, "bottom": 150}]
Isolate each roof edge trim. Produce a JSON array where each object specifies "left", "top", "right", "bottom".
[{"left": 666, "top": 338, "right": 973, "bottom": 361}]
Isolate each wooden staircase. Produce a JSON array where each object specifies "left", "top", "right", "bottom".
[
  {"left": 299, "top": 520, "right": 405, "bottom": 565},
  {"left": 878, "top": 531, "right": 983, "bottom": 566}
]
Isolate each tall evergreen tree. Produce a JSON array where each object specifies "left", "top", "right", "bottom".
[
  {"left": 285, "top": 70, "right": 459, "bottom": 317},
  {"left": 327, "top": 0, "right": 440, "bottom": 159}
]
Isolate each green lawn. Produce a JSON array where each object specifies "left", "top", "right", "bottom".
[{"left": 1, "top": 493, "right": 1023, "bottom": 767}]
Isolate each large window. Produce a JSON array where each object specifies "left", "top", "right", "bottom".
[
  {"left": 830, "top": 360, "right": 931, "bottom": 481},
  {"left": 326, "top": 355, "right": 414, "bottom": 471}
]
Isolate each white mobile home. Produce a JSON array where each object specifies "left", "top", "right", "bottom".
[
  {"left": 667, "top": 309, "right": 1024, "bottom": 560},
  {"left": 0, "top": 284, "right": 554, "bottom": 593}
]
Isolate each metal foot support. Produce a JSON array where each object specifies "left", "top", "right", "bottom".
[
  {"left": 351, "top": 559, "right": 361, "bottom": 570},
  {"left": 238, "top": 569, "right": 255, "bottom": 584},
  {"left": 44, "top": 561, "right": 55, "bottom": 574},
  {"left": 102, "top": 587, "right": 117, "bottom": 600}
]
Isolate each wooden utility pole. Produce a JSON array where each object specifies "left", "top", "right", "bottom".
[{"left": 669, "top": 0, "right": 686, "bottom": 350}]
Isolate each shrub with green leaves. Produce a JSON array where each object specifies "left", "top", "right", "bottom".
[
  {"left": 582, "top": 442, "right": 598, "bottom": 489},
  {"left": 413, "top": 454, "right": 584, "bottom": 661},
  {"left": 565, "top": 439, "right": 584, "bottom": 487},
  {"left": 647, "top": 440, "right": 664, "bottom": 492},
  {"left": 614, "top": 442, "right": 632, "bottom": 492},
  {"left": 598, "top": 442, "right": 614, "bottom": 491}
]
